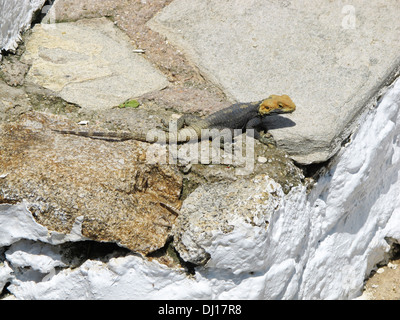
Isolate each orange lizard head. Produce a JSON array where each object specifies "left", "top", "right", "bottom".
[{"left": 258, "top": 94, "right": 296, "bottom": 116}]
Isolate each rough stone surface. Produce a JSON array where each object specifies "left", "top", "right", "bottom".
[
  {"left": 0, "top": 112, "right": 182, "bottom": 255},
  {"left": 0, "top": 203, "right": 85, "bottom": 247},
  {"left": 39, "top": 0, "right": 230, "bottom": 115},
  {"left": 173, "top": 174, "right": 283, "bottom": 268},
  {"left": 21, "top": 17, "right": 169, "bottom": 110},
  {"left": 0, "top": 57, "right": 30, "bottom": 86},
  {"left": 148, "top": 0, "right": 400, "bottom": 164},
  {"left": 0, "top": 81, "right": 30, "bottom": 122}
]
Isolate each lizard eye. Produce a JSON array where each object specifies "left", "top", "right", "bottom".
[{"left": 278, "top": 103, "right": 284, "bottom": 108}]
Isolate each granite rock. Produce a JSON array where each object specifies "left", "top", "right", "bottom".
[
  {"left": 173, "top": 174, "right": 283, "bottom": 270},
  {"left": 0, "top": 112, "right": 182, "bottom": 255}
]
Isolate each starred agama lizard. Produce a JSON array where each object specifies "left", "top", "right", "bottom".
[{"left": 53, "top": 94, "right": 296, "bottom": 145}]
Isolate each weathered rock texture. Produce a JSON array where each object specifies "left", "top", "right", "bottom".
[
  {"left": 173, "top": 175, "right": 284, "bottom": 268},
  {"left": 21, "top": 17, "right": 169, "bottom": 110},
  {"left": 0, "top": 112, "right": 182, "bottom": 254}
]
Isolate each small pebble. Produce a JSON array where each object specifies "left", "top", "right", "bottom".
[
  {"left": 183, "top": 164, "right": 192, "bottom": 173},
  {"left": 377, "top": 267, "right": 385, "bottom": 274},
  {"left": 258, "top": 156, "right": 268, "bottom": 163}
]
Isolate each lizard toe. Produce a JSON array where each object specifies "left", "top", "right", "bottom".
[
  {"left": 158, "top": 119, "right": 170, "bottom": 132},
  {"left": 259, "top": 134, "right": 277, "bottom": 148}
]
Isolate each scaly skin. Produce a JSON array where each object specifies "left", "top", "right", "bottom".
[{"left": 53, "top": 94, "right": 296, "bottom": 144}]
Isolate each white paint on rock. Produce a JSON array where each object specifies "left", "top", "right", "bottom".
[
  {"left": 0, "top": 261, "right": 12, "bottom": 291},
  {"left": 2, "top": 78, "right": 400, "bottom": 299},
  {"left": 0, "top": 203, "right": 87, "bottom": 247},
  {"left": 0, "top": 0, "right": 46, "bottom": 54},
  {"left": 6, "top": 240, "right": 67, "bottom": 274}
]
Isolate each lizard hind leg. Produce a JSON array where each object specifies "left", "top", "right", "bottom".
[{"left": 176, "top": 114, "right": 202, "bottom": 129}]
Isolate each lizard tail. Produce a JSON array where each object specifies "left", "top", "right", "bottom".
[
  {"left": 52, "top": 127, "right": 200, "bottom": 143},
  {"left": 51, "top": 129, "right": 148, "bottom": 142}
]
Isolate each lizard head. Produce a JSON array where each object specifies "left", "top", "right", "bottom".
[{"left": 258, "top": 94, "right": 296, "bottom": 116}]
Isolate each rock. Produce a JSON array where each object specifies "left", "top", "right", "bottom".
[
  {"left": 0, "top": 112, "right": 182, "bottom": 255},
  {"left": 0, "top": 81, "right": 31, "bottom": 122},
  {"left": 7, "top": 254, "right": 202, "bottom": 300},
  {"left": 257, "top": 156, "right": 268, "bottom": 164},
  {"left": 21, "top": 18, "right": 169, "bottom": 110},
  {"left": 148, "top": 0, "right": 400, "bottom": 164},
  {"left": 41, "top": 0, "right": 118, "bottom": 23},
  {"left": 3, "top": 54, "right": 400, "bottom": 302},
  {"left": 139, "top": 87, "right": 231, "bottom": 116},
  {"left": 173, "top": 174, "right": 283, "bottom": 269},
  {"left": 176, "top": 138, "right": 304, "bottom": 198},
  {"left": 0, "top": 203, "right": 83, "bottom": 247},
  {"left": 0, "top": 57, "right": 29, "bottom": 86}
]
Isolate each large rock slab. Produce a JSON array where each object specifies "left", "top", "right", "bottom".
[
  {"left": 21, "top": 17, "right": 169, "bottom": 110},
  {"left": 148, "top": 0, "right": 400, "bottom": 164},
  {"left": 0, "top": 112, "right": 182, "bottom": 255}
]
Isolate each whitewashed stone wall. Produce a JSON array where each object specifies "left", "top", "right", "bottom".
[{"left": 0, "top": 0, "right": 46, "bottom": 54}]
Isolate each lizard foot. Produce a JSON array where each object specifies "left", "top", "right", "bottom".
[
  {"left": 259, "top": 133, "right": 277, "bottom": 148},
  {"left": 157, "top": 119, "right": 170, "bottom": 132}
]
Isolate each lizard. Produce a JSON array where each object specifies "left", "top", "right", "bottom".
[{"left": 53, "top": 94, "right": 296, "bottom": 145}]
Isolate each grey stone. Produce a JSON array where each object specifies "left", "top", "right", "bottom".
[
  {"left": 22, "top": 18, "right": 169, "bottom": 110},
  {"left": 148, "top": 0, "right": 400, "bottom": 164},
  {"left": 0, "top": 57, "right": 29, "bottom": 86}
]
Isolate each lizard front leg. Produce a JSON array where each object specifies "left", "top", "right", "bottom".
[
  {"left": 245, "top": 117, "right": 276, "bottom": 147},
  {"left": 258, "top": 132, "right": 277, "bottom": 147}
]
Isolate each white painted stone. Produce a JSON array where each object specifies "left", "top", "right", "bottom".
[
  {"left": 6, "top": 240, "right": 66, "bottom": 274},
  {"left": 0, "top": 0, "right": 46, "bottom": 54},
  {"left": 172, "top": 175, "right": 283, "bottom": 269},
  {"left": 0, "top": 203, "right": 49, "bottom": 247},
  {"left": 0, "top": 261, "right": 12, "bottom": 292},
  {"left": 148, "top": 0, "right": 400, "bottom": 164},
  {"left": 0, "top": 203, "right": 87, "bottom": 247},
  {"left": 8, "top": 255, "right": 209, "bottom": 300}
]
